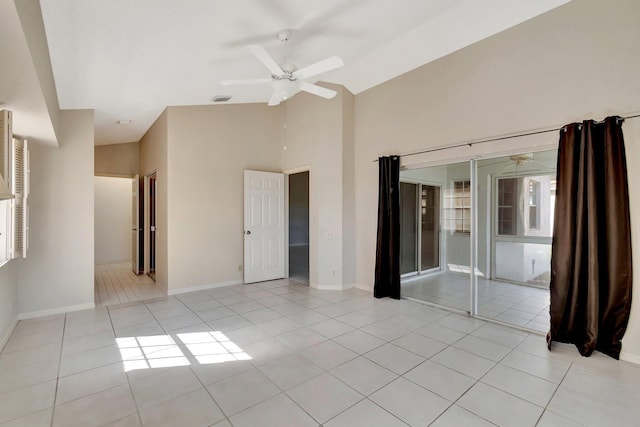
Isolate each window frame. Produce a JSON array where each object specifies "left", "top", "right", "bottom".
[{"left": 445, "top": 179, "right": 471, "bottom": 234}]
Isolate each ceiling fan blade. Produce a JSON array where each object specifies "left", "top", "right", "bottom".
[
  {"left": 299, "top": 82, "right": 337, "bottom": 99},
  {"left": 292, "top": 56, "right": 344, "bottom": 80},
  {"left": 247, "top": 45, "right": 283, "bottom": 76},
  {"left": 220, "top": 78, "right": 272, "bottom": 86},
  {"left": 268, "top": 92, "right": 285, "bottom": 106}
]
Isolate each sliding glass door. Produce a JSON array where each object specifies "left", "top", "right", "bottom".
[
  {"left": 400, "top": 151, "right": 555, "bottom": 332},
  {"left": 475, "top": 150, "right": 556, "bottom": 332},
  {"left": 400, "top": 162, "right": 469, "bottom": 312}
]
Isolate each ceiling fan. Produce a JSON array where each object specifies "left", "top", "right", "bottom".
[
  {"left": 494, "top": 153, "right": 556, "bottom": 176},
  {"left": 220, "top": 30, "right": 344, "bottom": 106}
]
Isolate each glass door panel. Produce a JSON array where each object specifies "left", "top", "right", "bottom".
[
  {"left": 475, "top": 150, "right": 556, "bottom": 332},
  {"left": 421, "top": 185, "right": 440, "bottom": 271},
  {"left": 400, "top": 162, "right": 470, "bottom": 312},
  {"left": 399, "top": 182, "right": 418, "bottom": 275}
]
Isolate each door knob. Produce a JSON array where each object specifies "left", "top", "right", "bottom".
[{"left": 246, "top": 230, "right": 251, "bottom": 235}]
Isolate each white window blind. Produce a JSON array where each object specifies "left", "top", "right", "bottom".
[
  {"left": 0, "top": 111, "right": 11, "bottom": 264},
  {"left": 0, "top": 110, "right": 29, "bottom": 263},
  {"left": 11, "top": 138, "right": 29, "bottom": 258},
  {"left": 0, "top": 110, "right": 10, "bottom": 182}
]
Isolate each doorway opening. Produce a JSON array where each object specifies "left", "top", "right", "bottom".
[
  {"left": 132, "top": 175, "right": 144, "bottom": 275},
  {"left": 94, "top": 175, "right": 161, "bottom": 306},
  {"left": 147, "top": 172, "right": 157, "bottom": 281},
  {"left": 288, "top": 171, "right": 309, "bottom": 284},
  {"left": 94, "top": 176, "right": 132, "bottom": 268}
]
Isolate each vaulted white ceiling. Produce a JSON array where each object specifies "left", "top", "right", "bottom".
[{"left": 39, "top": 0, "right": 571, "bottom": 145}]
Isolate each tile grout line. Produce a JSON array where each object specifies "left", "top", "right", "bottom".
[
  {"left": 4, "top": 278, "right": 602, "bottom": 427},
  {"left": 105, "top": 303, "right": 145, "bottom": 426},
  {"left": 187, "top": 285, "right": 325, "bottom": 425},
  {"left": 443, "top": 332, "right": 565, "bottom": 426},
  {"left": 533, "top": 359, "right": 575, "bottom": 426},
  {"left": 147, "top": 293, "right": 232, "bottom": 424},
  {"left": 49, "top": 313, "right": 68, "bottom": 427}
]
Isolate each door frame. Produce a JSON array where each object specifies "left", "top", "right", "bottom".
[
  {"left": 144, "top": 170, "right": 157, "bottom": 281},
  {"left": 283, "top": 165, "right": 311, "bottom": 284},
  {"left": 284, "top": 166, "right": 311, "bottom": 285},
  {"left": 132, "top": 174, "right": 144, "bottom": 274}
]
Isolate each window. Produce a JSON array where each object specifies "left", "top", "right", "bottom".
[
  {"left": 498, "top": 178, "right": 517, "bottom": 235},
  {"left": 0, "top": 201, "right": 9, "bottom": 266},
  {"left": 0, "top": 110, "right": 11, "bottom": 265},
  {"left": 497, "top": 175, "right": 552, "bottom": 237},
  {"left": 0, "top": 110, "right": 29, "bottom": 265},
  {"left": 528, "top": 180, "right": 539, "bottom": 229},
  {"left": 444, "top": 180, "right": 470, "bottom": 233}
]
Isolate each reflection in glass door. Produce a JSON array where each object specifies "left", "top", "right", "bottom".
[
  {"left": 400, "top": 182, "right": 441, "bottom": 276},
  {"left": 400, "top": 162, "right": 469, "bottom": 312},
  {"left": 400, "top": 153, "right": 555, "bottom": 334},
  {"left": 421, "top": 185, "right": 440, "bottom": 271},
  {"left": 475, "top": 150, "right": 556, "bottom": 332},
  {"left": 400, "top": 183, "right": 418, "bottom": 275}
]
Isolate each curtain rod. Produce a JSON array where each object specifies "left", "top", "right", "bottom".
[{"left": 372, "top": 113, "right": 640, "bottom": 163}]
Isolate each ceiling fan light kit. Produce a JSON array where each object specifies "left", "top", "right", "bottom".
[
  {"left": 510, "top": 153, "right": 534, "bottom": 165},
  {"left": 220, "top": 30, "right": 344, "bottom": 106}
]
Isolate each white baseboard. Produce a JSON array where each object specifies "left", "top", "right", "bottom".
[
  {"left": 18, "top": 302, "right": 96, "bottom": 320},
  {"left": 620, "top": 351, "right": 640, "bottom": 365},
  {"left": 0, "top": 316, "right": 18, "bottom": 353},
  {"left": 96, "top": 259, "right": 131, "bottom": 266},
  {"left": 354, "top": 283, "right": 373, "bottom": 292},
  {"left": 168, "top": 279, "right": 243, "bottom": 296},
  {"left": 313, "top": 284, "right": 344, "bottom": 291}
]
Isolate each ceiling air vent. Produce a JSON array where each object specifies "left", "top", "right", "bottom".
[{"left": 212, "top": 95, "right": 232, "bottom": 103}]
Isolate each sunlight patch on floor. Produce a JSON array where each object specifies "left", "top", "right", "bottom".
[{"left": 116, "top": 331, "right": 251, "bottom": 372}]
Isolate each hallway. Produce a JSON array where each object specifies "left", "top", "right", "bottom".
[{"left": 95, "top": 263, "right": 164, "bottom": 307}]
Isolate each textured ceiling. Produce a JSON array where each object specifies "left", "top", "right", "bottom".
[{"left": 39, "top": 0, "right": 571, "bottom": 145}]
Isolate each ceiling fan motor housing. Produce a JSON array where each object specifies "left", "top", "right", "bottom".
[
  {"left": 274, "top": 63, "right": 298, "bottom": 81},
  {"left": 277, "top": 29, "right": 292, "bottom": 42}
]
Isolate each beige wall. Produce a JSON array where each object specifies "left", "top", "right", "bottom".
[
  {"left": 139, "top": 110, "right": 168, "bottom": 293},
  {"left": 94, "top": 176, "right": 132, "bottom": 265},
  {"left": 166, "top": 104, "right": 282, "bottom": 292},
  {"left": 95, "top": 141, "right": 139, "bottom": 177},
  {"left": 17, "top": 109, "right": 95, "bottom": 316},
  {"left": 342, "top": 89, "right": 356, "bottom": 287},
  {"left": 282, "top": 85, "right": 355, "bottom": 289},
  {"left": 353, "top": 0, "right": 640, "bottom": 359},
  {"left": 0, "top": 261, "right": 17, "bottom": 350}
]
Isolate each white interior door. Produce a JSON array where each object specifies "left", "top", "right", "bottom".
[{"left": 244, "top": 170, "right": 285, "bottom": 284}]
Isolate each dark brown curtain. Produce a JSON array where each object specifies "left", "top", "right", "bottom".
[
  {"left": 374, "top": 156, "right": 401, "bottom": 299},
  {"left": 548, "top": 116, "right": 632, "bottom": 359}
]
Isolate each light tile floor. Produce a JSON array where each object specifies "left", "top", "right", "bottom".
[
  {"left": 402, "top": 272, "right": 550, "bottom": 332},
  {"left": 95, "top": 263, "right": 165, "bottom": 307},
  {"left": 1, "top": 279, "right": 639, "bottom": 426}
]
